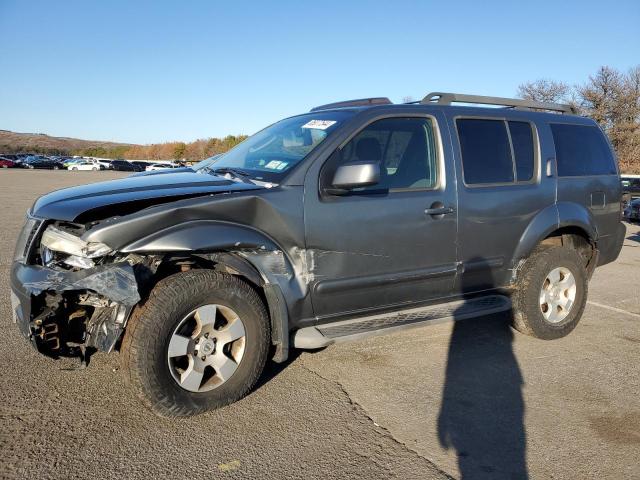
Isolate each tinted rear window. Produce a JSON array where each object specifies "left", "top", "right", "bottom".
[
  {"left": 551, "top": 124, "right": 616, "bottom": 176},
  {"left": 457, "top": 119, "right": 514, "bottom": 184}
]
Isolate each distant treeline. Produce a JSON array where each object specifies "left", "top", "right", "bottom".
[{"left": 1, "top": 134, "right": 247, "bottom": 161}]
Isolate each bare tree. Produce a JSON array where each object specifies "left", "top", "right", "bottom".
[
  {"left": 517, "top": 79, "right": 571, "bottom": 104},
  {"left": 577, "top": 66, "right": 640, "bottom": 172}
]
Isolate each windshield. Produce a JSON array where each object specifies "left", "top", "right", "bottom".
[{"left": 198, "top": 110, "right": 354, "bottom": 182}]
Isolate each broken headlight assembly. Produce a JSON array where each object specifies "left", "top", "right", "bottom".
[{"left": 40, "top": 225, "right": 113, "bottom": 269}]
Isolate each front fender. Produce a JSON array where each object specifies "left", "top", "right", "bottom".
[
  {"left": 119, "top": 220, "right": 303, "bottom": 363},
  {"left": 120, "top": 220, "right": 280, "bottom": 253}
]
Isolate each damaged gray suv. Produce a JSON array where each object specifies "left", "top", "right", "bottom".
[{"left": 11, "top": 92, "right": 625, "bottom": 417}]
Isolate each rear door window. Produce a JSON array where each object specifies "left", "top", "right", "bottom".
[
  {"left": 551, "top": 124, "right": 616, "bottom": 176},
  {"left": 457, "top": 118, "right": 537, "bottom": 185}
]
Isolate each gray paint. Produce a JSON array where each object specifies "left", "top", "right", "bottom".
[{"left": 10, "top": 101, "right": 626, "bottom": 363}]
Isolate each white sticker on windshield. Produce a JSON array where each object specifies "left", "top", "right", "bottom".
[
  {"left": 264, "top": 160, "right": 289, "bottom": 171},
  {"left": 302, "top": 119, "right": 336, "bottom": 130},
  {"left": 265, "top": 160, "right": 283, "bottom": 169}
]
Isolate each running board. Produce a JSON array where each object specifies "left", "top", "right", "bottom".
[{"left": 293, "top": 295, "right": 511, "bottom": 349}]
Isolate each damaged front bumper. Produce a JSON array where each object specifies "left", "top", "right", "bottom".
[{"left": 10, "top": 260, "right": 141, "bottom": 358}]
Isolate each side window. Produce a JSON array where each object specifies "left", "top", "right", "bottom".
[
  {"left": 457, "top": 119, "right": 513, "bottom": 184},
  {"left": 509, "top": 121, "right": 534, "bottom": 181},
  {"left": 341, "top": 117, "right": 438, "bottom": 190},
  {"left": 550, "top": 124, "right": 616, "bottom": 176},
  {"left": 457, "top": 118, "right": 537, "bottom": 185}
]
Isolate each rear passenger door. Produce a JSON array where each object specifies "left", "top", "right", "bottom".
[{"left": 450, "top": 114, "right": 556, "bottom": 292}]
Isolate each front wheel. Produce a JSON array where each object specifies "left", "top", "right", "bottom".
[
  {"left": 120, "top": 270, "right": 270, "bottom": 417},
  {"left": 511, "top": 245, "right": 588, "bottom": 339}
]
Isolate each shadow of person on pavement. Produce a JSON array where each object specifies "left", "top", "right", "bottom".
[{"left": 437, "top": 258, "right": 528, "bottom": 479}]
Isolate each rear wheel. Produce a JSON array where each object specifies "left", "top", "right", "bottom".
[
  {"left": 121, "top": 270, "right": 270, "bottom": 417},
  {"left": 511, "top": 245, "right": 588, "bottom": 339}
]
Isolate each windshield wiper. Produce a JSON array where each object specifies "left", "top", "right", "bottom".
[{"left": 208, "top": 167, "right": 253, "bottom": 182}]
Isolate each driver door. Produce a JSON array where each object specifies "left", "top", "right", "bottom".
[{"left": 303, "top": 113, "right": 458, "bottom": 321}]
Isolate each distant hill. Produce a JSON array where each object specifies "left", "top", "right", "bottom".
[
  {"left": 0, "top": 129, "right": 246, "bottom": 161},
  {"left": 0, "top": 129, "right": 134, "bottom": 155}
]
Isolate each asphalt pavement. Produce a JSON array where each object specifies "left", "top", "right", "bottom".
[{"left": 0, "top": 170, "right": 638, "bottom": 479}]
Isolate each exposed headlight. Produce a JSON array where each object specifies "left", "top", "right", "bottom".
[
  {"left": 13, "top": 215, "right": 42, "bottom": 262},
  {"left": 41, "top": 225, "right": 112, "bottom": 259}
]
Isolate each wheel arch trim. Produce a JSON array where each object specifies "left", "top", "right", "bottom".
[{"left": 512, "top": 202, "right": 598, "bottom": 269}]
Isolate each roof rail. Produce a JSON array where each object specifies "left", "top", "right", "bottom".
[
  {"left": 310, "top": 97, "right": 392, "bottom": 112},
  {"left": 422, "top": 92, "right": 577, "bottom": 114}
]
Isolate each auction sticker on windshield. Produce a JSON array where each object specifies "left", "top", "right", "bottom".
[
  {"left": 302, "top": 120, "right": 336, "bottom": 130},
  {"left": 265, "top": 160, "right": 289, "bottom": 170}
]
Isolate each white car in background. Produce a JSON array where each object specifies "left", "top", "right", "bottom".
[
  {"left": 68, "top": 161, "right": 102, "bottom": 171},
  {"left": 145, "top": 162, "right": 181, "bottom": 171}
]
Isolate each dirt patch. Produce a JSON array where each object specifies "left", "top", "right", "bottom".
[{"left": 589, "top": 413, "right": 640, "bottom": 445}]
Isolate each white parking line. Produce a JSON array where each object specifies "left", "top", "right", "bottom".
[{"left": 587, "top": 301, "right": 640, "bottom": 319}]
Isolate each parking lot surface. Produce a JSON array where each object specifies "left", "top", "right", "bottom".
[{"left": 0, "top": 170, "right": 638, "bottom": 479}]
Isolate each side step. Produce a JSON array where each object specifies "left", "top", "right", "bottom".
[{"left": 293, "top": 295, "right": 511, "bottom": 349}]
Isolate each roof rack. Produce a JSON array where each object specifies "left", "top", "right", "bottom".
[
  {"left": 310, "top": 97, "right": 392, "bottom": 112},
  {"left": 422, "top": 92, "right": 577, "bottom": 114}
]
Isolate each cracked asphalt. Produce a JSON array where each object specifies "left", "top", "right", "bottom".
[{"left": 1, "top": 170, "right": 638, "bottom": 479}]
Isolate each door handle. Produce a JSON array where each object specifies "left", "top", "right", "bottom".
[
  {"left": 546, "top": 157, "right": 554, "bottom": 177},
  {"left": 424, "top": 202, "right": 455, "bottom": 217}
]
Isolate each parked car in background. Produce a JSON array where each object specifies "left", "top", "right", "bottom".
[
  {"left": 111, "top": 159, "right": 143, "bottom": 172},
  {"left": 0, "top": 154, "right": 21, "bottom": 162},
  {"left": 131, "top": 161, "right": 151, "bottom": 170},
  {"left": 22, "top": 156, "right": 64, "bottom": 170},
  {"left": 0, "top": 157, "right": 18, "bottom": 168},
  {"left": 145, "top": 162, "right": 181, "bottom": 171},
  {"left": 63, "top": 158, "right": 82, "bottom": 168},
  {"left": 623, "top": 198, "right": 640, "bottom": 222},
  {"left": 96, "top": 159, "right": 113, "bottom": 170},
  {"left": 67, "top": 161, "right": 103, "bottom": 171},
  {"left": 621, "top": 175, "right": 640, "bottom": 196}
]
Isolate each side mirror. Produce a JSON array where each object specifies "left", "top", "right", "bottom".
[{"left": 327, "top": 161, "right": 380, "bottom": 195}]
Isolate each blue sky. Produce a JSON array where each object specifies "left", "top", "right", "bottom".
[{"left": 1, "top": 0, "right": 638, "bottom": 145}]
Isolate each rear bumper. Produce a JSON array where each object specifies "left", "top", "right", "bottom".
[{"left": 597, "top": 222, "right": 626, "bottom": 266}]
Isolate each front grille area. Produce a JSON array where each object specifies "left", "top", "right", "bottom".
[{"left": 318, "top": 295, "right": 510, "bottom": 338}]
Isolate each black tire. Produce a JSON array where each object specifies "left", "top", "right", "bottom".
[
  {"left": 120, "top": 270, "right": 270, "bottom": 417},
  {"left": 511, "top": 245, "right": 588, "bottom": 339}
]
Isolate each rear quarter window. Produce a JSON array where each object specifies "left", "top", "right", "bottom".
[
  {"left": 550, "top": 124, "right": 616, "bottom": 176},
  {"left": 457, "top": 119, "right": 514, "bottom": 184}
]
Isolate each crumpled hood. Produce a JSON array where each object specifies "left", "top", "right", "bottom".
[{"left": 32, "top": 171, "right": 263, "bottom": 222}]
